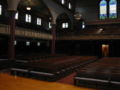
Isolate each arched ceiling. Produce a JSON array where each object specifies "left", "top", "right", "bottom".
[
  {"left": 0, "top": 0, "right": 52, "bottom": 19},
  {"left": 18, "top": 0, "right": 52, "bottom": 18}
]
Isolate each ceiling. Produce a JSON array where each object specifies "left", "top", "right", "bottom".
[
  {"left": 18, "top": 0, "right": 52, "bottom": 18},
  {"left": 0, "top": 0, "right": 52, "bottom": 19}
]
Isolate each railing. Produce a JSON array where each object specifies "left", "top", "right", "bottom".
[
  {"left": 58, "top": 34, "right": 120, "bottom": 40},
  {"left": 0, "top": 24, "right": 52, "bottom": 40}
]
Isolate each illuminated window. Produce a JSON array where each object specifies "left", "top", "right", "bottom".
[
  {"left": 26, "top": 41, "right": 30, "bottom": 46},
  {"left": 99, "top": 0, "right": 107, "bottom": 19},
  {"left": 68, "top": 3, "right": 72, "bottom": 9},
  {"left": 65, "top": 23, "right": 68, "bottom": 28},
  {"left": 62, "top": 23, "right": 66, "bottom": 29},
  {"left": 109, "top": 0, "right": 117, "bottom": 19},
  {"left": 49, "top": 22, "right": 52, "bottom": 29},
  {"left": 37, "top": 42, "right": 41, "bottom": 46},
  {"left": 14, "top": 40, "right": 17, "bottom": 46},
  {"left": 15, "top": 12, "right": 19, "bottom": 20},
  {"left": 62, "top": 22, "right": 69, "bottom": 29},
  {"left": 0, "top": 5, "right": 2, "bottom": 15},
  {"left": 37, "top": 18, "right": 42, "bottom": 25},
  {"left": 82, "top": 22, "right": 85, "bottom": 29},
  {"left": 61, "top": 0, "right": 65, "bottom": 4},
  {"left": 25, "top": 14, "right": 31, "bottom": 23}
]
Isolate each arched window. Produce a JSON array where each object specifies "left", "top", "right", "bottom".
[
  {"left": 99, "top": 0, "right": 107, "bottom": 20},
  {"left": 109, "top": 0, "right": 117, "bottom": 19},
  {"left": 0, "top": 5, "right": 2, "bottom": 15}
]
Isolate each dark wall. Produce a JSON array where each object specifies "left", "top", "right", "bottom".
[
  {"left": 0, "top": 37, "right": 51, "bottom": 59},
  {"left": 56, "top": 40, "right": 120, "bottom": 57},
  {"left": 54, "top": 0, "right": 76, "bottom": 13},
  {"left": 76, "top": 0, "right": 120, "bottom": 21}
]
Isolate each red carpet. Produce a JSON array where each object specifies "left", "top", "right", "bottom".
[{"left": 57, "top": 72, "right": 76, "bottom": 85}]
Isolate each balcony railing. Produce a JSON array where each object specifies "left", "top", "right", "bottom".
[
  {"left": 58, "top": 33, "right": 120, "bottom": 40},
  {"left": 0, "top": 24, "right": 52, "bottom": 40}
]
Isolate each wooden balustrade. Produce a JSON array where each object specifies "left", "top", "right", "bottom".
[{"left": 0, "top": 24, "right": 52, "bottom": 40}]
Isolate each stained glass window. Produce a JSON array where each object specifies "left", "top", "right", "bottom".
[
  {"left": 109, "top": 0, "right": 117, "bottom": 19},
  {"left": 100, "top": 0, "right": 107, "bottom": 19}
]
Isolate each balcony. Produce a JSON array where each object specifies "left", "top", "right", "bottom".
[{"left": 0, "top": 24, "right": 52, "bottom": 40}]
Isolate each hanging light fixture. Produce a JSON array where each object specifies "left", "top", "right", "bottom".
[
  {"left": 74, "top": 12, "right": 82, "bottom": 20},
  {"left": 26, "top": 6, "right": 31, "bottom": 11},
  {"left": 26, "top": 0, "right": 31, "bottom": 11}
]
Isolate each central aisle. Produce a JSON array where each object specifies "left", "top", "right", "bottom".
[{"left": 57, "top": 72, "right": 76, "bottom": 85}]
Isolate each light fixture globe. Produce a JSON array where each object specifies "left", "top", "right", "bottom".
[
  {"left": 74, "top": 12, "right": 82, "bottom": 20},
  {"left": 26, "top": 6, "right": 31, "bottom": 11}
]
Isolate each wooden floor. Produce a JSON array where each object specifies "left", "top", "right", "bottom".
[{"left": 0, "top": 73, "right": 96, "bottom": 90}]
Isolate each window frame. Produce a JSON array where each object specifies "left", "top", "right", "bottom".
[
  {"left": 37, "top": 17, "right": 42, "bottom": 26},
  {"left": 99, "top": 0, "right": 107, "bottom": 20},
  {"left": 109, "top": 0, "right": 117, "bottom": 19},
  {"left": 25, "top": 14, "right": 31, "bottom": 23}
]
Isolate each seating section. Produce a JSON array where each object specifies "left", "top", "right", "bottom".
[
  {"left": 0, "top": 59, "right": 12, "bottom": 70},
  {"left": 16, "top": 53, "right": 65, "bottom": 62},
  {"left": 11, "top": 56, "right": 97, "bottom": 81},
  {"left": 74, "top": 57, "right": 120, "bottom": 89}
]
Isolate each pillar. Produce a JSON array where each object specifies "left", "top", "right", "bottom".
[
  {"left": 8, "top": 11, "right": 16, "bottom": 60},
  {"left": 51, "top": 20, "right": 56, "bottom": 56},
  {"left": 7, "top": 0, "right": 20, "bottom": 60}
]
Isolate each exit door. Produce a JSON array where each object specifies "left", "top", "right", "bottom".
[{"left": 102, "top": 44, "right": 109, "bottom": 57}]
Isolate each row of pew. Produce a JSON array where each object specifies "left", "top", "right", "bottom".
[
  {"left": 11, "top": 56, "right": 97, "bottom": 81},
  {"left": 74, "top": 57, "right": 120, "bottom": 89},
  {"left": 16, "top": 53, "right": 66, "bottom": 62}
]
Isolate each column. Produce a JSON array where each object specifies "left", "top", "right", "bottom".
[
  {"left": 8, "top": 11, "right": 16, "bottom": 60},
  {"left": 7, "top": 0, "right": 20, "bottom": 60},
  {"left": 51, "top": 24, "right": 56, "bottom": 56}
]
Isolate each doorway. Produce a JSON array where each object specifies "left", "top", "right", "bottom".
[{"left": 102, "top": 44, "right": 109, "bottom": 57}]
